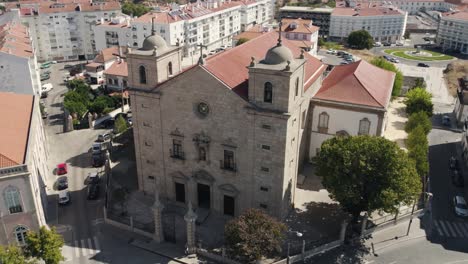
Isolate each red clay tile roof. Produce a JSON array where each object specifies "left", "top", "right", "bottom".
[
  {"left": 0, "top": 154, "right": 20, "bottom": 168},
  {"left": 332, "top": 7, "right": 403, "bottom": 16},
  {"left": 104, "top": 60, "right": 128, "bottom": 77},
  {"left": 314, "top": 60, "right": 394, "bottom": 108},
  {"left": 0, "top": 92, "right": 34, "bottom": 166},
  {"left": 0, "top": 22, "right": 33, "bottom": 58},
  {"left": 203, "top": 31, "right": 324, "bottom": 99},
  {"left": 442, "top": 10, "right": 468, "bottom": 20},
  {"left": 94, "top": 46, "right": 126, "bottom": 63},
  {"left": 281, "top": 18, "right": 319, "bottom": 34}
]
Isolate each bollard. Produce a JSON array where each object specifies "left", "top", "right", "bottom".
[{"left": 371, "top": 242, "right": 378, "bottom": 257}]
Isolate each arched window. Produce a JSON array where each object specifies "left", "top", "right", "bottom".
[
  {"left": 264, "top": 82, "right": 273, "bottom": 103},
  {"left": 14, "top": 226, "right": 28, "bottom": 245},
  {"left": 318, "top": 112, "right": 329, "bottom": 133},
  {"left": 359, "top": 118, "right": 371, "bottom": 135},
  {"left": 139, "top": 65, "right": 147, "bottom": 84},
  {"left": 4, "top": 186, "right": 22, "bottom": 214},
  {"left": 295, "top": 77, "right": 299, "bottom": 97},
  {"left": 168, "top": 62, "right": 173, "bottom": 76}
]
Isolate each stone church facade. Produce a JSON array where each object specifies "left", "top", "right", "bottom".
[{"left": 127, "top": 24, "right": 394, "bottom": 219}]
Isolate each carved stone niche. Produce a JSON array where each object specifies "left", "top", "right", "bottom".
[{"left": 193, "top": 131, "right": 211, "bottom": 162}]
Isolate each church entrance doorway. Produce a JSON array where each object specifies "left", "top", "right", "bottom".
[
  {"left": 197, "top": 183, "right": 210, "bottom": 209},
  {"left": 223, "top": 195, "right": 235, "bottom": 216},
  {"left": 175, "top": 182, "right": 185, "bottom": 203}
]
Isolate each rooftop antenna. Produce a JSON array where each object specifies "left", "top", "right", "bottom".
[
  {"left": 277, "top": 19, "right": 283, "bottom": 46},
  {"left": 151, "top": 17, "right": 156, "bottom": 36}
]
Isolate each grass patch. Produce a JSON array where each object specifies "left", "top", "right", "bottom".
[{"left": 384, "top": 49, "right": 453, "bottom": 61}]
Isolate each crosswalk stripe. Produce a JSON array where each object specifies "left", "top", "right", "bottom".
[
  {"left": 461, "top": 223, "right": 468, "bottom": 236},
  {"left": 444, "top": 221, "right": 458, "bottom": 237},
  {"left": 80, "top": 239, "right": 87, "bottom": 256},
  {"left": 433, "top": 221, "right": 444, "bottom": 236},
  {"left": 451, "top": 222, "right": 463, "bottom": 237},
  {"left": 94, "top": 236, "right": 101, "bottom": 254},
  {"left": 74, "top": 240, "right": 80, "bottom": 257},
  {"left": 438, "top": 221, "right": 452, "bottom": 237},
  {"left": 88, "top": 238, "right": 95, "bottom": 255},
  {"left": 455, "top": 222, "right": 468, "bottom": 237}
]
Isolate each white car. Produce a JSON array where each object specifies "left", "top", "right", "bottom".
[
  {"left": 326, "top": 49, "right": 337, "bottom": 55},
  {"left": 453, "top": 196, "right": 468, "bottom": 217},
  {"left": 58, "top": 190, "right": 70, "bottom": 205},
  {"left": 396, "top": 42, "right": 404, "bottom": 46},
  {"left": 373, "top": 42, "right": 382, "bottom": 47},
  {"left": 41, "top": 83, "right": 53, "bottom": 93},
  {"left": 390, "top": 58, "right": 400, "bottom": 63}
]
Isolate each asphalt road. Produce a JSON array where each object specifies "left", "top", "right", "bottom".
[{"left": 42, "top": 63, "right": 172, "bottom": 263}]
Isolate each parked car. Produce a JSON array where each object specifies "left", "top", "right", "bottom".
[
  {"left": 97, "top": 133, "right": 112, "bottom": 142},
  {"left": 92, "top": 153, "right": 105, "bottom": 167},
  {"left": 56, "top": 163, "right": 67, "bottom": 175},
  {"left": 390, "top": 58, "right": 400, "bottom": 63},
  {"left": 40, "top": 63, "right": 51, "bottom": 69},
  {"left": 417, "top": 63, "right": 430, "bottom": 68},
  {"left": 127, "top": 117, "right": 132, "bottom": 126},
  {"left": 345, "top": 57, "right": 355, "bottom": 62},
  {"left": 87, "top": 183, "right": 100, "bottom": 200},
  {"left": 88, "top": 172, "right": 100, "bottom": 184},
  {"left": 453, "top": 196, "right": 468, "bottom": 217},
  {"left": 41, "top": 107, "right": 48, "bottom": 119},
  {"left": 383, "top": 55, "right": 391, "bottom": 61},
  {"left": 396, "top": 42, "right": 404, "bottom": 46},
  {"left": 340, "top": 61, "right": 350, "bottom": 65},
  {"left": 64, "top": 64, "right": 74, "bottom": 69},
  {"left": 41, "top": 83, "right": 53, "bottom": 93},
  {"left": 40, "top": 73, "right": 50, "bottom": 81},
  {"left": 58, "top": 190, "right": 70, "bottom": 205},
  {"left": 452, "top": 170, "right": 464, "bottom": 187},
  {"left": 92, "top": 142, "right": 103, "bottom": 155},
  {"left": 373, "top": 42, "right": 382, "bottom": 47},
  {"left": 40, "top": 91, "right": 48, "bottom": 99},
  {"left": 326, "top": 49, "right": 337, "bottom": 55},
  {"left": 442, "top": 115, "right": 451, "bottom": 126},
  {"left": 56, "top": 176, "right": 68, "bottom": 191},
  {"left": 383, "top": 42, "right": 392, "bottom": 46},
  {"left": 449, "top": 156, "right": 459, "bottom": 170}
]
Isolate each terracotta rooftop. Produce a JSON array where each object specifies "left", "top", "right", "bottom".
[
  {"left": 203, "top": 30, "right": 324, "bottom": 99},
  {"left": 0, "top": 22, "right": 33, "bottom": 58},
  {"left": 281, "top": 18, "right": 319, "bottom": 34},
  {"left": 442, "top": 10, "right": 468, "bottom": 20},
  {"left": 94, "top": 46, "right": 126, "bottom": 63},
  {"left": 0, "top": 92, "right": 34, "bottom": 167},
  {"left": 10, "top": 0, "right": 120, "bottom": 14},
  {"left": 314, "top": 60, "right": 394, "bottom": 108},
  {"left": 104, "top": 60, "right": 128, "bottom": 77},
  {"left": 332, "top": 7, "right": 403, "bottom": 16}
]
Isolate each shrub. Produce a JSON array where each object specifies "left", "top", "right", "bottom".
[
  {"left": 404, "top": 87, "right": 433, "bottom": 116},
  {"left": 405, "top": 111, "right": 432, "bottom": 135}
]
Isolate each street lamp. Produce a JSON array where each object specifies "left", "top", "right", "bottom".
[{"left": 407, "top": 192, "right": 433, "bottom": 236}]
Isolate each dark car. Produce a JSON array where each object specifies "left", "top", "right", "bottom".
[
  {"left": 417, "top": 63, "right": 430, "bottom": 68},
  {"left": 56, "top": 176, "right": 68, "bottom": 190},
  {"left": 40, "top": 91, "right": 48, "bottom": 99},
  {"left": 97, "top": 133, "right": 112, "bottom": 142},
  {"left": 64, "top": 64, "right": 74, "bottom": 69},
  {"left": 87, "top": 183, "right": 100, "bottom": 200},
  {"left": 452, "top": 170, "right": 464, "bottom": 187},
  {"left": 92, "top": 154, "right": 105, "bottom": 167},
  {"left": 383, "top": 42, "right": 392, "bottom": 46},
  {"left": 383, "top": 55, "right": 391, "bottom": 61},
  {"left": 442, "top": 115, "right": 451, "bottom": 126},
  {"left": 100, "top": 119, "right": 115, "bottom": 129}
]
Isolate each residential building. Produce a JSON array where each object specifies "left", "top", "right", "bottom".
[
  {"left": 309, "top": 60, "right": 394, "bottom": 157},
  {"left": 0, "top": 92, "right": 49, "bottom": 245},
  {"left": 7, "top": 0, "right": 121, "bottom": 61},
  {"left": 104, "top": 57, "right": 128, "bottom": 91},
  {"left": 93, "top": 15, "right": 132, "bottom": 51},
  {"left": 454, "top": 75, "right": 468, "bottom": 125},
  {"left": 0, "top": 22, "right": 41, "bottom": 95},
  {"left": 329, "top": 6, "right": 408, "bottom": 43},
  {"left": 436, "top": 9, "right": 468, "bottom": 54},
  {"left": 279, "top": 6, "right": 333, "bottom": 38},
  {"left": 93, "top": 0, "right": 274, "bottom": 58},
  {"left": 85, "top": 46, "right": 126, "bottom": 84},
  {"left": 337, "top": 0, "right": 456, "bottom": 14}
]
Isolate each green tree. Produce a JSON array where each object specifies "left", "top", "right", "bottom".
[
  {"left": 407, "top": 126, "right": 429, "bottom": 177},
  {"left": 326, "top": 0, "right": 336, "bottom": 7},
  {"left": 122, "top": 2, "right": 150, "bottom": 17},
  {"left": 24, "top": 227, "right": 64, "bottom": 264},
  {"left": 371, "top": 57, "right": 403, "bottom": 96},
  {"left": 318, "top": 37, "right": 325, "bottom": 47},
  {"left": 89, "top": 95, "right": 115, "bottom": 114},
  {"left": 404, "top": 30, "right": 410, "bottom": 39},
  {"left": 404, "top": 87, "right": 433, "bottom": 116},
  {"left": 63, "top": 100, "right": 87, "bottom": 117},
  {"left": 347, "top": 30, "right": 373, "bottom": 49},
  {"left": 405, "top": 111, "right": 432, "bottom": 135},
  {"left": 114, "top": 115, "right": 128, "bottom": 134},
  {"left": 225, "top": 209, "right": 286, "bottom": 262},
  {"left": 0, "top": 245, "right": 35, "bottom": 264},
  {"left": 236, "top": 38, "right": 250, "bottom": 46},
  {"left": 315, "top": 136, "right": 421, "bottom": 223},
  {"left": 413, "top": 77, "right": 426, "bottom": 89}
]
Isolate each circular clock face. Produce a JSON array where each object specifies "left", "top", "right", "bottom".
[{"left": 198, "top": 102, "right": 209, "bottom": 116}]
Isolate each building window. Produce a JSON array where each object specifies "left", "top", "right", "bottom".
[
  {"left": 4, "top": 187, "right": 22, "bottom": 214},
  {"left": 260, "top": 186, "right": 269, "bottom": 192},
  {"left": 318, "top": 112, "right": 329, "bottom": 133},
  {"left": 261, "top": 166, "right": 269, "bottom": 172},
  {"left": 261, "top": 145, "right": 270, "bottom": 150},
  {"left": 14, "top": 226, "right": 28, "bottom": 245},
  {"left": 148, "top": 175, "right": 155, "bottom": 179},
  {"left": 199, "top": 147, "right": 207, "bottom": 161},
  {"left": 168, "top": 62, "right": 173, "bottom": 76},
  {"left": 139, "top": 65, "right": 147, "bottom": 84},
  {"left": 171, "top": 139, "right": 185, "bottom": 159},
  {"left": 359, "top": 118, "right": 371, "bottom": 135},
  {"left": 301, "top": 110, "right": 307, "bottom": 129},
  {"left": 264, "top": 82, "right": 273, "bottom": 103},
  {"left": 221, "top": 150, "right": 236, "bottom": 171},
  {"left": 262, "top": 124, "right": 271, "bottom": 130},
  {"left": 295, "top": 77, "right": 299, "bottom": 97},
  {"left": 260, "top": 203, "right": 268, "bottom": 209}
]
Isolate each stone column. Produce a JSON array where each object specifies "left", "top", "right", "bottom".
[
  {"left": 152, "top": 193, "right": 164, "bottom": 243},
  {"left": 339, "top": 220, "right": 348, "bottom": 242},
  {"left": 184, "top": 202, "right": 197, "bottom": 254},
  {"left": 88, "top": 112, "right": 93, "bottom": 129}
]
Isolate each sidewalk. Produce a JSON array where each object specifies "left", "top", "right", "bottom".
[
  {"left": 366, "top": 214, "right": 428, "bottom": 254},
  {"left": 130, "top": 239, "right": 202, "bottom": 264}
]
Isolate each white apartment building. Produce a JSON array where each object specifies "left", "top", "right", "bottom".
[
  {"left": 329, "top": 6, "right": 408, "bottom": 43},
  {"left": 338, "top": 0, "right": 456, "bottom": 14},
  {"left": 437, "top": 10, "right": 468, "bottom": 54},
  {"left": 93, "top": 15, "right": 132, "bottom": 51},
  {"left": 0, "top": 92, "right": 49, "bottom": 245},
  {"left": 0, "top": 22, "right": 41, "bottom": 95},
  {"left": 7, "top": 0, "right": 121, "bottom": 61},
  {"left": 93, "top": 0, "right": 274, "bottom": 58}
]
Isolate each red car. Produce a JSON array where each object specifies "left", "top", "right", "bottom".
[{"left": 57, "top": 163, "right": 67, "bottom": 175}]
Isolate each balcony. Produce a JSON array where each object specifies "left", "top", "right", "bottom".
[
  {"left": 220, "top": 160, "right": 237, "bottom": 172},
  {"left": 170, "top": 149, "right": 185, "bottom": 160}
]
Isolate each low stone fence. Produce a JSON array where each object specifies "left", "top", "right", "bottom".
[
  {"left": 271, "top": 239, "right": 343, "bottom": 264},
  {"left": 196, "top": 248, "right": 242, "bottom": 264},
  {"left": 103, "top": 207, "right": 154, "bottom": 240}
]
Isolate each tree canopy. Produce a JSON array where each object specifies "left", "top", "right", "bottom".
[
  {"left": 407, "top": 126, "right": 429, "bottom": 178},
  {"left": 347, "top": 30, "right": 373, "bottom": 49},
  {"left": 370, "top": 57, "right": 403, "bottom": 96},
  {"left": 114, "top": 115, "right": 128, "bottom": 134},
  {"left": 122, "top": 2, "right": 151, "bottom": 17},
  {"left": 236, "top": 38, "right": 250, "bottom": 46},
  {"left": 405, "top": 111, "right": 432, "bottom": 135},
  {"left": 315, "top": 136, "right": 421, "bottom": 221},
  {"left": 0, "top": 245, "right": 35, "bottom": 264},
  {"left": 404, "top": 87, "right": 433, "bottom": 116},
  {"left": 24, "top": 227, "right": 64, "bottom": 264},
  {"left": 225, "top": 208, "right": 286, "bottom": 262}
]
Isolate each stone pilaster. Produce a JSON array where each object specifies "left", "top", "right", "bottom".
[
  {"left": 184, "top": 202, "right": 197, "bottom": 254},
  {"left": 152, "top": 193, "right": 164, "bottom": 243}
]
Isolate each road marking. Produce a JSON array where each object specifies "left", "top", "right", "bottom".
[
  {"left": 63, "top": 244, "right": 73, "bottom": 261},
  {"left": 438, "top": 221, "right": 452, "bottom": 237},
  {"left": 93, "top": 236, "right": 101, "bottom": 254},
  {"left": 74, "top": 240, "right": 80, "bottom": 257},
  {"left": 80, "top": 239, "right": 87, "bottom": 256},
  {"left": 456, "top": 222, "right": 468, "bottom": 237},
  {"left": 433, "top": 221, "right": 444, "bottom": 236},
  {"left": 444, "top": 221, "right": 457, "bottom": 237},
  {"left": 451, "top": 222, "right": 463, "bottom": 237},
  {"left": 88, "top": 238, "right": 95, "bottom": 255}
]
